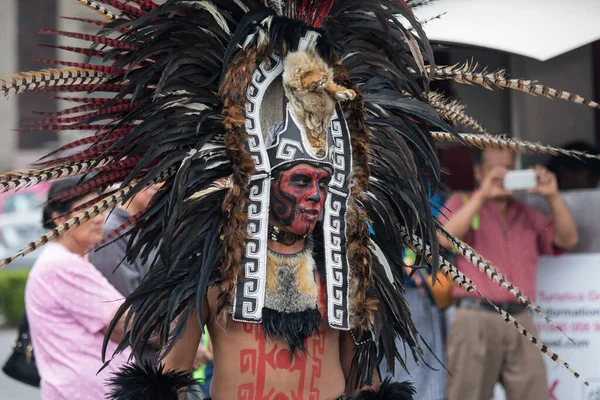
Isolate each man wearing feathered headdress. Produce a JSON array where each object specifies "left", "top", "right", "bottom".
[{"left": 0, "top": 0, "right": 597, "bottom": 399}]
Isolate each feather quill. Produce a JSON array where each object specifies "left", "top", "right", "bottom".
[
  {"left": 401, "top": 226, "right": 589, "bottom": 386},
  {"left": 431, "top": 62, "right": 600, "bottom": 110},
  {"left": 431, "top": 131, "right": 600, "bottom": 160},
  {"left": 428, "top": 92, "right": 487, "bottom": 134}
]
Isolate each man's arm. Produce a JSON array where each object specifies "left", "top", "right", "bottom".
[
  {"left": 547, "top": 194, "right": 579, "bottom": 249},
  {"left": 101, "top": 310, "right": 127, "bottom": 343},
  {"left": 89, "top": 234, "right": 144, "bottom": 297},
  {"left": 531, "top": 165, "right": 579, "bottom": 250},
  {"left": 339, "top": 331, "right": 380, "bottom": 396},
  {"left": 161, "top": 300, "right": 209, "bottom": 400},
  {"left": 437, "top": 192, "right": 483, "bottom": 248}
]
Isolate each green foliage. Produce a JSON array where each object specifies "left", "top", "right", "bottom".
[{"left": 0, "top": 269, "right": 30, "bottom": 327}]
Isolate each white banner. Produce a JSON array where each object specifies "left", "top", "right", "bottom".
[{"left": 535, "top": 253, "right": 600, "bottom": 400}]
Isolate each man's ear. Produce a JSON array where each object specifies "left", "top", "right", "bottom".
[{"left": 473, "top": 165, "right": 482, "bottom": 184}]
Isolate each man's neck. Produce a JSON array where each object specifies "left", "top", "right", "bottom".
[
  {"left": 492, "top": 197, "right": 511, "bottom": 215},
  {"left": 56, "top": 236, "right": 88, "bottom": 257},
  {"left": 267, "top": 237, "right": 306, "bottom": 255}
]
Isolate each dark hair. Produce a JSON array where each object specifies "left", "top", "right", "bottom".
[
  {"left": 472, "top": 148, "right": 483, "bottom": 166},
  {"left": 547, "top": 141, "right": 600, "bottom": 176},
  {"left": 42, "top": 176, "right": 100, "bottom": 230},
  {"left": 472, "top": 134, "right": 515, "bottom": 166}
]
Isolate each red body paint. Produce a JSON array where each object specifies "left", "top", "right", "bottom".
[{"left": 238, "top": 282, "right": 328, "bottom": 399}]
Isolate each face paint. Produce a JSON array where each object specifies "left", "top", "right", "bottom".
[{"left": 270, "top": 164, "right": 331, "bottom": 236}]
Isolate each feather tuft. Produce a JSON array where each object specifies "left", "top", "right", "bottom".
[
  {"left": 431, "top": 62, "right": 600, "bottom": 110},
  {"left": 431, "top": 132, "right": 600, "bottom": 160},
  {"left": 106, "top": 361, "right": 198, "bottom": 400}
]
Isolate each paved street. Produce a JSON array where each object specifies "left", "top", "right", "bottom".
[{"left": 0, "top": 328, "right": 39, "bottom": 400}]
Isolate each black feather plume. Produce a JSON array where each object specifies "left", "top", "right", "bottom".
[
  {"left": 261, "top": 307, "right": 322, "bottom": 356},
  {"left": 106, "top": 361, "right": 198, "bottom": 400}
]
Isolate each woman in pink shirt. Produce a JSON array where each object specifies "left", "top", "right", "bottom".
[{"left": 25, "top": 177, "right": 130, "bottom": 399}]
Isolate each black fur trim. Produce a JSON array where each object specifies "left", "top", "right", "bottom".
[
  {"left": 348, "top": 330, "right": 378, "bottom": 390},
  {"left": 261, "top": 308, "right": 322, "bottom": 355},
  {"left": 348, "top": 377, "right": 415, "bottom": 400},
  {"left": 106, "top": 361, "right": 198, "bottom": 400}
]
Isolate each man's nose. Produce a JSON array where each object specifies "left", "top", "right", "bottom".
[{"left": 307, "top": 184, "right": 321, "bottom": 203}]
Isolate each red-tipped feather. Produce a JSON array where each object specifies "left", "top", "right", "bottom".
[
  {"left": 94, "top": 0, "right": 146, "bottom": 18},
  {"left": 33, "top": 99, "right": 132, "bottom": 117},
  {"left": 39, "top": 30, "right": 137, "bottom": 50},
  {"left": 26, "top": 104, "right": 138, "bottom": 125},
  {"left": 295, "top": 0, "right": 339, "bottom": 28},
  {"left": 16, "top": 124, "right": 125, "bottom": 132},
  {"left": 90, "top": 155, "right": 143, "bottom": 174},
  {"left": 32, "top": 59, "right": 122, "bottom": 75},
  {"left": 31, "top": 84, "right": 129, "bottom": 93},
  {"left": 35, "top": 146, "right": 119, "bottom": 167},
  {"left": 38, "top": 44, "right": 108, "bottom": 59},
  {"left": 39, "top": 134, "right": 116, "bottom": 159},
  {"left": 58, "top": 16, "right": 107, "bottom": 28},
  {"left": 50, "top": 96, "right": 131, "bottom": 105},
  {"left": 130, "top": 0, "right": 158, "bottom": 11},
  {"left": 51, "top": 169, "right": 132, "bottom": 202}
]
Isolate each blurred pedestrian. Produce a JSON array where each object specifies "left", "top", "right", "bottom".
[
  {"left": 89, "top": 183, "right": 210, "bottom": 399},
  {"left": 439, "top": 148, "right": 578, "bottom": 400},
  {"left": 89, "top": 184, "right": 161, "bottom": 297},
  {"left": 24, "top": 177, "right": 130, "bottom": 400}
]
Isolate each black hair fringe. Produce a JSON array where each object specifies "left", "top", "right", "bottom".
[
  {"left": 348, "top": 330, "right": 378, "bottom": 390},
  {"left": 261, "top": 307, "right": 322, "bottom": 355}
]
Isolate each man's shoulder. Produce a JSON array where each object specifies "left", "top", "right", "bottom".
[
  {"left": 104, "top": 207, "right": 131, "bottom": 231},
  {"left": 442, "top": 192, "right": 470, "bottom": 211}
]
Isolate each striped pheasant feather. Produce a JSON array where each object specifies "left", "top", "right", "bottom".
[
  {"left": 431, "top": 131, "right": 600, "bottom": 160},
  {"left": 73, "top": 0, "right": 117, "bottom": 21},
  {"left": 94, "top": 0, "right": 145, "bottom": 18},
  {"left": 489, "top": 299, "right": 588, "bottom": 386},
  {"left": 0, "top": 69, "right": 106, "bottom": 99},
  {"left": 431, "top": 62, "right": 600, "bottom": 110},
  {"left": 0, "top": 164, "right": 176, "bottom": 270},
  {"left": 401, "top": 227, "right": 589, "bottom": 386},
  {"left": 58, "top": 15, "right": 107, "bottom": 28},
  {"left": 39, "top": 30, "right": 137, "bottom": 51},
  {"left": 399, "top": 227, "right": 476, "bottom": 294},
  {"left": 0, "top": 187, "right": 129, "bottom": 269},
  {"left": 437, "top": 227, "right": 548, "bottom": 320},
  {"left": 428, "top": 92, "right": 488, "bottom": 134},
  {"left": 93, "top": 206, "right": 148, "bottom": 250},
  {"left": 0, "top": 160, "right": 111, "bottom": 194}
]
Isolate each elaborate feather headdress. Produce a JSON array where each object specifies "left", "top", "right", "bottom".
[{"left": 1, "top": 0, "right": 598, "bottom": 389}]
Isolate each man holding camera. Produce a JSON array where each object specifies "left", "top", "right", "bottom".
[{"left": 439, "top": 148, "right": 578, "bottom": 400}]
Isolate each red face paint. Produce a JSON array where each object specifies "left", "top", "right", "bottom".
[{"left": 270, "top": 164, "right": 331, "bottom": 235}]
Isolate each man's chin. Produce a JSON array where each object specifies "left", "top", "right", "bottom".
[{"left": 493, "top": 194, "right": 513, "bottom": 201}]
